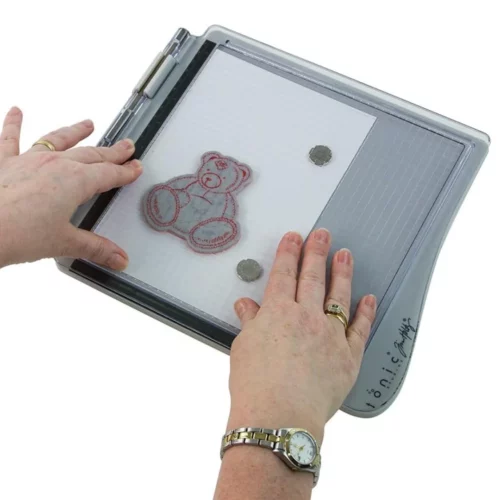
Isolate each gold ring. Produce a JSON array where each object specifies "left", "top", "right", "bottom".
[
  {"left": 324, "top": 303, "right": 348, "bottom": 330},
  {"left": 32, "top": 139, "right": 56, "bottom": 152}
]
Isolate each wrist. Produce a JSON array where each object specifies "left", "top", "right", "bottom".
[
  {"left": 0, "top": 218, "right": 13, "bottom": 269},
  {"left": 0, "top": 240, "right": 8, "bottom": 269},
  {"left": 227, "top": 403, "right": 325, "bottom": 446}
]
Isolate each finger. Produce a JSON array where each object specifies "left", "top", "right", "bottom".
[
  {"left": 62, "top": 227, "right": 129, "bottom": 270},
  {"left": 81, "top": 159, "right": 143, "bottom": 201},
  {"left": 0, "top": 107, "right": 23, "bottom": 161},
  {"left": 346, "top": 295, "right": 377, "bottom": 364},
  {"left": 296, "top": 228, "right": 331, "bottom": 308},
  {"left": 31, "top": 119, "right": 94, "bottom": 152},
  {"left": 324, "top": 248, "right": 354, "bottom": 329},
  {"left": 63, "top": 138, "right": 135, "bottom": 164},
  {"left": 234, "top": 298, "right": 260, "bottom": 328},
  {"left": 263, "top": 232, "right": 303, "bottom": 302}
]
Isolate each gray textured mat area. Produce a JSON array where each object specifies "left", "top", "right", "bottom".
[{"left": 321, "top": 116, "right": 464, "bottom": 328}]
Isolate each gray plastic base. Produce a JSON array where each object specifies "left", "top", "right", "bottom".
[{"left": 56, "top": 25, "right": 490, "bottom": 417}]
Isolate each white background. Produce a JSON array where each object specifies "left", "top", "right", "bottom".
[{"left": 0, "top": 1, "right": 498, "bottom": 499}]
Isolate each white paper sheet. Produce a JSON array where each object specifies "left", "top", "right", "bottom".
[{"left": 93, "top": 49, "right": 376, "bottom": 330}]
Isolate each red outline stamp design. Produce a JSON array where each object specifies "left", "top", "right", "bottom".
[{"left": 143, "top": 152, "right": 252, "bottom": 254}]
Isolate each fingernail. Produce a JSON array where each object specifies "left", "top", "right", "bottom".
[
  {"left": 313, "top": 228, "right": 330, "bottom": 244},
  {"left": 365, "top": 294, "right": 376, "bottom": 308},
  {"left": 130, "top": 159, "right": 142, "bottom": 170},
  {"left": 81, "top": 119, "right": 93, "bottom": 128},
  {"left": 119, "top": 138, "right": 135, "bottom": 150},
  {"left": 108, "top": 253, "right": 128, "bottom": 270},
  {"left": 337, "top": 248, "right": 351, "bottom": 265},
  {"left": 234, "top": 300, "right": 246, "bottom": 316},
  {"left": 285, "top": 232, "right": 302, "bottom": 246},
  {"left": 9, "top": 106, "right": 21, "bottom": 115}
]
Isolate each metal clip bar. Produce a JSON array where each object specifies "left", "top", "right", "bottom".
[
  {"left": 101, "top": 27, "right": 191, "bottom": 146},
  {"left": 134, "top": 27, "right": 190, "bottom": 97},
  {"left": 144, "top": 55, "right": 177, "bottom": 98},
  {"left": 133, "top": 53, "right": 166, "bottom": 94}
]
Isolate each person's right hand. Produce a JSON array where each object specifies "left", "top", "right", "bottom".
[
  {"left": 227, "top": 229, "right": 377, "bottom": 443},
  {"left": 0, "top": 107, "right": 142, "bottom": 270}
]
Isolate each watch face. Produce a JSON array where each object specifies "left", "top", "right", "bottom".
[{"left": 288, "top": 431, "right": 317, "bottom": 466}]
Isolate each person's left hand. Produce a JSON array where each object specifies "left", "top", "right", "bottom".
[{"left": 0, "top": 107, "right": 143, "bottom": 269}]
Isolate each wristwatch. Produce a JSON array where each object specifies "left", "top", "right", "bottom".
[{"left": 220, "top": 427, "right": 321, "bottom": 486}]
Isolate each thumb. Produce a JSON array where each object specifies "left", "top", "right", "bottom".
[
  {"left": 63, "top": 228, "right": 129, "bottom": 271},
  {"left": 234, "top": 298, "right": 260, "bottom": 327}
]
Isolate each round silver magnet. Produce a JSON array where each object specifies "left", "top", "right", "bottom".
[
  {"left": 236, "top": 259, "right": 263, "bottom": 282},
  {"left": 309, "top": 145, "right": 333, "bottom": 166}
]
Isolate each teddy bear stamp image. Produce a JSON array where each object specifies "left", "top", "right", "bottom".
[{"left": 143, "top": 152, "right": 252, "bottom": 254}]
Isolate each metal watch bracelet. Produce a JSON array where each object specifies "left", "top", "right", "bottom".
[{"left": 220, "top": 427, "right": 321, "bottom": 486}]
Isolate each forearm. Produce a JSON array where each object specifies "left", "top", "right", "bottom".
[{"left": 215, "top": 445, "right": 313, "bottom": 500}]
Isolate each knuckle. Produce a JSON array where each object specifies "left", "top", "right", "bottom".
[
  {"left": 358, "top": 305, "right": 376, "bottom": 324},
  {"left": 1, "top": 135, "right": 18, "bottom": 143},
  {"left": 38, "top": 152, "right": 59, "bottom": 166},
  {"left": 110, "top": 141, "right": 127, "bottom": 154},
  {"left": 113, "top": 161, "right": 125, "bottom": 174},
  {"left": 102, "top": 160, "right": 117, "bottom": 171},
  {"left": 90, "top": 149, "right": 108, "bottom": 165},
  {"left": 95, "top": 162, "right": 126, "bottom": 190},
  {"left": 78, "top": 146, "right": 97, "bottom": 161},
  {"left": 46, "top": 128, "right": 69, "bottom": 145},
  {"left": 87, "top": 238, "right": 106, "bottom": 260},
  {"left": 272, "top": 266, "right": 298, "bottom": 281},
  {"left": 268, "top": 298, "right": 288, "bottom": 313},
  {"left": 95, "top": 147, "right": 111, "bottom": 162},
  {"left": 108, "top": 162, "right": 126, "bottom": 184},
  {"left": 58, "top": 131, "right": 71, "bottom": 144},
  {"left": 72, "top": 162, "right": 86, "bottom": 175},
  {"left": 299, "top": 268, "right": 325, "bottom": 284},
  {"left": 3, "top": 117, "right": 17, "bottom": 126},
  {"left": 269, "top": 299, "right": 299, "bottom": 318},
  {"left": 332, "top": 266, "right": 352, "bottom": 279},
  {"left": 307, "top": 241, "right": 329, "bottom": 257}
]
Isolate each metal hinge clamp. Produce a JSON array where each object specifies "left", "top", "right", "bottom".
[{"left": 100, "top": 28, "right": 191, "bottom": 146}]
